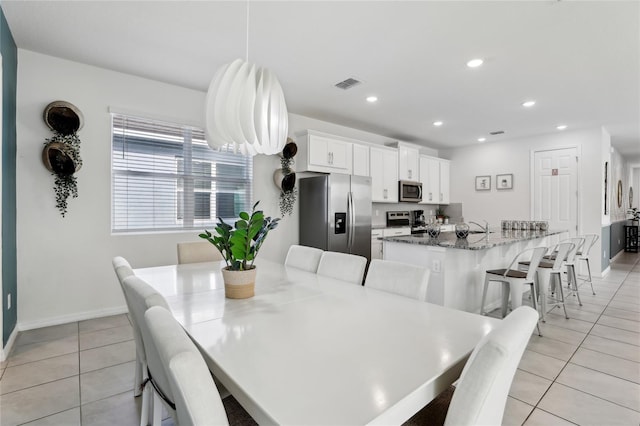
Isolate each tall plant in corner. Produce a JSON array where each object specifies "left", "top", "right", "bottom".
[{"left": 199, "top": 201, "right": 280, "bottom": 271}]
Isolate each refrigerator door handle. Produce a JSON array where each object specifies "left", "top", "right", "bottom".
[{"left": 347, "top": 191, "right": 355, "bottom": 251}]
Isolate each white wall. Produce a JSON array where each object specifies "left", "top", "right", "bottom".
[
  {"left": 443, "top": 127, "right": 608, "bottom": 275},
  {"left": 17, "top": 50, "right": 213, "bottom": 328},
  {"left": 16, "top": 49, "right": 441, "bottom": 328}
]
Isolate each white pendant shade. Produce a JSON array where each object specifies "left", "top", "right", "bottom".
[{"left": 205, "top": 58, "right": 289, "bottom": 156}]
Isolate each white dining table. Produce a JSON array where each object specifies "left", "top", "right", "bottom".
[{"left": 134, "top": 258, "right": 499, "bottom": 425}]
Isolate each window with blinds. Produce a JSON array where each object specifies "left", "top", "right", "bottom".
[{"left": 111, "top": 114, "right": 253, "bottom": 233}]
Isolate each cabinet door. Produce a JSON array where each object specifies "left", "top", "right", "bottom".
[
  {"left": 308, "top": 134, "right": 331, "bottom": 167},
  {"left": 370, "top": 147, "right": 397, "bottom": 202},
  {"left": 306, "top": 133, "right": 351, "bottom": 173},
  {"left": 327, "top": 139, "right": 349, "bottom": 169},
  {"left": 352, "top": 144, "right": 370, "bottom": 177},
  {"left": 370, "top": 148, "right": 386, "bottom": 202},
  {"left": 419, "top": 156, "right": 430, "bottom": 205},
  {"left": 425, "top": 158, "right": 440, "bottom": 204},
  {"left": 398, "top": 146, "right": 419, "bottom": 181},
  {"left": 439, "top": 160, "right": 450, "bottom": 204},
  {"left": 383, "top": 149, "right": 399, "bottom": 202}
]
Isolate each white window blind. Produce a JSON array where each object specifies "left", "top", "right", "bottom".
[{"left": 111, "top": 114, "right": 253, "bottom": 233}]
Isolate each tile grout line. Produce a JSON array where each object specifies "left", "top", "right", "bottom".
[
  {"left": 523, "top": 256, "right": 639, "bottom": 424},
  {"left": 77, "top": 321, "right": 83, "bottom": 426},
  {"left": 525, "top": 268, "right": 628, "bottom": 422}
]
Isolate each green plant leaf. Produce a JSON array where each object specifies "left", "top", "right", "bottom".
[{"left": 239, "top": 211, "right": 250, "bottom": 220}]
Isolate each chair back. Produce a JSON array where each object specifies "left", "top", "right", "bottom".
[
  {"left": 145, "top": 306, "right": 229, "bottom": 426},
  {"left": 112, "top": 256, "right": 134, "bottom": 284},
  {"left": 579, "top": 234, "right": 599, "bottom": 257},
  {"left": 284, "top": 245, "right": 324, "bottom": 272},
  {"left": 565, "top": 237, "right": 584, "bottom": 264},
  {"left": 551, "top": 242, "right": 575, "bottom": 272},
  {"left": 177, "top": 241, "right": 224, "bottom": 264},
  {"left": 364, "top": 259, "right": 431, "bottom": 302},
  {"left": 444, "top": 306, "right": 538, "bottom": 426},
  {"left": 508, "top": 247, "right": 547, "bottom": 282},
  {"left": 111, "top": 257, "right": 145, "bottom": 362},
  {"left": 317, "top": 251, "right": 367, "bottom": 285},
  {"left": 122, "top": 275, "right": 174, "bottom": 405}
]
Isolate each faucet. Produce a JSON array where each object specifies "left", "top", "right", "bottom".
[{"left": 469, "top": 220, "right": 489, "bottom": 234}]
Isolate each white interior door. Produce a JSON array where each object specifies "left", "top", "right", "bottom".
[{"left": 533, "top": 147, "right": 578, "bottom": 236}]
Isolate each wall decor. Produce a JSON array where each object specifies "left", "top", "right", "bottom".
[
  {"left": 42, "top": 100, "right": 83, "bottom": 217},
  {"left": 475, "top": 175, "right": 491, "bottom": 191},
  {"left": 604, "top": 162, "right": 609, "bottom": 215},
  {"left": 273, "top": 138, "right": 297, "bottom": 216},
  {"left": 630, "top": 187, "right": 634, "bottom": 209},
  {"left": 496, "top": 174, "right": 513, "bottom": 190},
  {"left": 617, "top": 180, "right": 623, "bottom": 208}
]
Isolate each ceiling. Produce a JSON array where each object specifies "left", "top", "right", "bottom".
[{"left": 3, "top": 1, "right": 639, "bottom": 155}]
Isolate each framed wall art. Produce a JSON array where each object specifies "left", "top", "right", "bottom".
[
  {"left": 475, "top": 175, "right": 491, "bottom": 191},
  {"left": 496, "top": 174, "right": 513, "bottom": 190}
]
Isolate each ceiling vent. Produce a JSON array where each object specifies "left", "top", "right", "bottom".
[
  {"left": 489, "top": 130, "right": 505, "bottom": 135},
  {"left": 334, "top": 78, "right": 362, "bottom": 90}
]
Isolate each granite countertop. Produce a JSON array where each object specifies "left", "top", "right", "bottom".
[{"left": 380, "top": 228, "right": 567, "bottom": 250}]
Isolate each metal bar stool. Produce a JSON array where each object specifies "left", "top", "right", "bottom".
[
  {"left": 481, "top": 246, "right": 548, "bottom": 335},
  {"left": 576, "top": 234, "right": 599, "bottom": 295},
  {"left": 520, "top": 242, "right": 575, "bottom": 322}
]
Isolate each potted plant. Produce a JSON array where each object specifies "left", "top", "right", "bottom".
[
  {"left": 629, "top": 207, "right": 640, "bottom": 223},
  {"left": 199, "top": 201, "right": 280, "bottom": 299}
]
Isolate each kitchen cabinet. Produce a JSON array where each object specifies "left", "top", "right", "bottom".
[
  {"left": 371, "top": 229, "right": 383, "bottom": 259},
  {"left": 352, "top": 144, "right": 370, "bottom": 177},
  {"left": 370, "top": 147, "right": 398, "bottom": 202},
  {"left": 382, "top": 227, "right": 411, "bottom": 237},
  {"left": 297, "top": 130, "right": 353, "bottom": 174},
  {"left": 419, "top": 156, "right": 450, "bottom": 205},
  {"left": 397, "top": 144, "right": 420, "bottom": 181}
]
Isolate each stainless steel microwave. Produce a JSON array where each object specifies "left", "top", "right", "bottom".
[{"left": 399, "top": 180, "right": 422, "bottom": 202}]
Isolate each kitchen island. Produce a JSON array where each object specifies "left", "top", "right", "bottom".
[{"left": 382, "top": 228, "right": 568, "bottom": 313}]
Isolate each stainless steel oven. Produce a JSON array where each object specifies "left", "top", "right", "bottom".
[{"left": 398, "top": 180, "right": 422, "bottom": 203}]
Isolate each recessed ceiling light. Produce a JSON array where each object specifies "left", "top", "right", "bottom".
[
  {"left": 433, "top": 121, "right": 443, "bottom": 127},
  {"left": 556, "top": 124, "right": 568, "bottom": 130},
  {"left": 467, "top": 58, "right": 484, "bottom": 68},
  {"left": 366, "top": 96, "right": 378, "bottom": 103},
  {"left": 522, "top": 100, "right": 536, "bottom": 108},
  {"left": 477, "top": 137, "right": 486, "bottom": 143}
]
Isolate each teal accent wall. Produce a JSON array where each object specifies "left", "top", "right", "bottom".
[
  {"left": 1, "top": 6, "right": 18, "bottom": 347},
  {"left": 601, "top": 226, "right": 610, "bottom": 272},
  {"left": 610, "top": 221, "right": 628, "bottom": 259}
]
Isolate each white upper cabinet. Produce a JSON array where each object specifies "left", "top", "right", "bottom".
[
  {"left": 439, "top": 159, "right": 450, "bottom": 204},
  {"left": 297, "top": 130, "right": 353, "bottom": 174},
  {"left": 397, "top": 144, "right": 420, "bottom": 181},
  {"left": 352, "top": 144, "right": 370, "bottom": 177},
  {"left": 419, "top": 156, "right": 450, "bottom": 205},
  {"left": 370, "top": 147, "right": 398, "bottom": 203}
]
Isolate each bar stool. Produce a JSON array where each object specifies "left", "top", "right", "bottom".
[
  {"left": 481, "top": 246, "right": 548, "bottom": 335},
  {"left": 520, "top": 242, "right": 575, "bottom": 322},
  {"left": 576, "top": 234, "right": 599, "bottom": 295},
  {"left": 562, "top": 237, "right": 584, "bottom": 306}
]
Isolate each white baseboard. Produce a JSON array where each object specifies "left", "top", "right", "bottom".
[
  {"left": 17, "top": 305, "right": 129, "bottom": 332},
  {"left": 1, "top": 327, "right": 19, "bottom": 362},
  {"left": 598, "top": 266, "right": 611, "bottom": 278}
]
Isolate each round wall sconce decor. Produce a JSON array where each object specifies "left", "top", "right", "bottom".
[{"left": 42, "top": 100, "right": 84, "bottom": 217}]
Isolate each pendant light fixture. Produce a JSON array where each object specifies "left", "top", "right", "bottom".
[{"left": 205, "top": 2, "right": 288, "bottom": 156}]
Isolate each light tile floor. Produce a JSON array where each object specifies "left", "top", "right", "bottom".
[{"left": 0, "top": 252, "right": 638, "bottom": 425}]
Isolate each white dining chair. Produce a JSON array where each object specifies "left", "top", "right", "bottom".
[
  {"left": 316, "top": 251, "right": 368, "bottom": 285},
  {"left": 145, "top": 306, "right": 229, "bottom": 426},
  {"left": 177, "top": 241, "right": 224, "bottom": 264},
  {"left": 122, "top": 275, "right": 175, "bottom": 426},
  {"left": 284, "top": 244, "right": 324, "bottom": 272},
  {"left": 404, "top": 306, "right": 539, "bottom": 426},
  {"left": 112, "top": 257, "right": 144, "bottom": 397},
  {"left": 364, "top": 259, "right": 431, "bottom": 302}
]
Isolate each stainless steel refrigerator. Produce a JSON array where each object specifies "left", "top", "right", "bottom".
[{"left": 299, "top": 174, "right": 372, "bottom": 260}]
